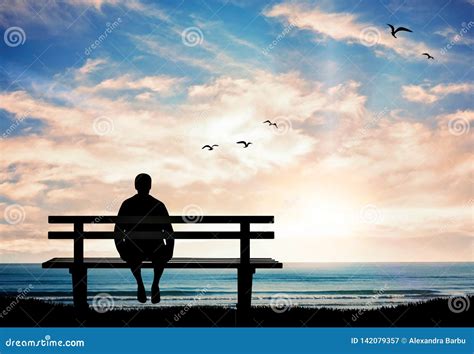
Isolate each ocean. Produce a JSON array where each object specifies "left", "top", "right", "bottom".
[{"left": 1, "top": 263, "right": 472, "bottom": 309}]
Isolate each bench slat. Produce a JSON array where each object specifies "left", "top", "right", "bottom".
[
  {"left": 42, "top": 257, "right": 283, "bottom": 269},
  {"left": 49, "top": 215, "right": 274, "bottom": 224},
  {"left": 48, "top": 231, "right": 274, "bottom": 239}
]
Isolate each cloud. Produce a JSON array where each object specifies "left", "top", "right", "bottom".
[
  {"left": 1, "top": 0, "right": 472, "bottom": 262},
  {"left": 76, "top": 74, "right": 184, "bottom": 95},
  {"left": 436, "top": 110, "right": 473, "bottom": 138},
  {"left": 402, "top": 82, "right": 474, "bottom": 103},
  {"left": 132, "top": 30, "right": 261, "bottom": 75},
  {"left": 1, "top": 71, "right": 472, "bottom": 261},
  {"left": 264, "top": 3, "right": 437, "bottom": 60},
  {"left": 75, "top": 58, "right": 108, "bottom": 79},
  {"left": 135, "top": 92, "right": 153, "bottom": 101},
  {"left": 0, "top": 0, "right": 166, "bottom": 30},
  {"left": 3, "top": 70, "right": 362, "bottom": 189},
  {"left": 70, "top": 0, "right": 122, "bottom": 10},
  {"left": 435, "top": 25, "right": 474, "bottom": 46}
]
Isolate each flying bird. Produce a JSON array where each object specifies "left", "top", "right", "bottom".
[
  {"left": 263, "top": 120, "right": 278, "bottom": 128},
  {"left": 387, "top": 24, "right": 413, "bottom": 38},
  {"left": 202, "top": 144, "right": 218, "bottom": 150},
  {"left": 422, "top": 52, "right": 434, "bottom": 59},
  {"left": 236, "top": 141, "right": 252, "bottom": 148}
]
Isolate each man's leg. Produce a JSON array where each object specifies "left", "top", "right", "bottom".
[
  {"left": 151, "top": 264, "right": 164, "bottom": 304},
  {"left": 129, "top": 260, "right": 147, "bottom": 303}
]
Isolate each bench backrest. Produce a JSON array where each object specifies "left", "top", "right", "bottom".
[{"left": 48, "top": 215, "right": 274, "bottom": 265}]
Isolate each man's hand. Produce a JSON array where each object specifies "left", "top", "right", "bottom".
[
  {"left": 164, "top": 237, "right": 174, "bottom": 261},
  {"left": 164, "top": 245, "right": 174, "bottom": 261}
]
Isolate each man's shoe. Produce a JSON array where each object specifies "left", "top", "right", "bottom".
[
  {"left": 137, "top": 285, "right": 147, "bottom": 303},
  {"left": 151, "top": 285, "right": 160, "bottom": 304}
]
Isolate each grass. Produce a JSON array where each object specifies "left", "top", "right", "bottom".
[{"left": 0, "top": 296, "right": 471, "bottom": 327}]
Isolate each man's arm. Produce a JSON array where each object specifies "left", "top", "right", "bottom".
[
  {"left": 114, "top": 201, "right": 128, "bottom": 259},
  {"left": 114, "top": 201, "right": 127, "bottom": 236},
  {"left": 161, "top": 203, "right": 174, "bottom": 260}
]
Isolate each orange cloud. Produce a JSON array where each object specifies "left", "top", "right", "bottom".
[
  {"left": 402, "top": 83, "right": 474, "bottom": 103},
  {"left": 0, "top": 62, "right": 471, "bottom": 262}
]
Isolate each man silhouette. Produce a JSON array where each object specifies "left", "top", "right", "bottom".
[{"left": 114, "top": 174, "right": 174, "bottom": 303}]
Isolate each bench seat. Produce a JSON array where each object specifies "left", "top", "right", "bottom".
[{"left": 42, "top": 257, "right": 283, "bottom": 269}]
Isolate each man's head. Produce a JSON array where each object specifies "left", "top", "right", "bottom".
[{"left": 135, "top": 173, "right": 152, "bottom": 195}]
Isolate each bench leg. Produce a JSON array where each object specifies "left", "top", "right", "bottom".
[
  {"left": 237, "top": 267, "right": 254, "bottom": 325},
  {"left": 70, "top": 267, "right": 88, "bottom": 310}
]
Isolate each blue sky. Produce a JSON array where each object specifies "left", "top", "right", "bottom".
[
  {"left": 1, "top": 0, "right": 473, "bottom": 112},
  {"left": 0, "top": 0, "right": 472, "bottom": 262}
]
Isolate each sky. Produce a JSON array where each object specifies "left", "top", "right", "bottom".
[{"left": 0, "top": 0, "right": 472, "bottom": 263}]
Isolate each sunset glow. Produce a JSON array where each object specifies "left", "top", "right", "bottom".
[{"left": 0, "top": 0, "right": 472, "bottom": 262}]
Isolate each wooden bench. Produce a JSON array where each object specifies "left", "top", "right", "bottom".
[{"left": 42, "top": 215, "right": 282, "bottom": 320}]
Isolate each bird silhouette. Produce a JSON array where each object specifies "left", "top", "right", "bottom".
[
  {"left": 202, "top": 144, "right": 218, "bottom": 150},
  {"left": 236, "top": 141, "right": 252, "bottom": 148},
  {"left": 422, "top": 52, "right": 434, "bottom": 59},
  {"left": 387, "top": 24, "right": 413, "bottom": 38},
  {"left": 263, "top": 120, "right": 278, "bottom": 128}
]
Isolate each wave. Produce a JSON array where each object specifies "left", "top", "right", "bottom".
[
  {"left": 5, "top": 288, "right": 457, "bottom": 298},
  {"left": 7, "top": 290, "right": 236, "bottom": 297},
  {"left": 29, "top": 294, "right": 466, "bottom": 303}
]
